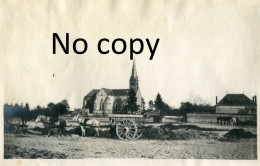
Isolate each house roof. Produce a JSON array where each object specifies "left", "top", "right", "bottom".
[
  {"left": 217, "top": 94, "right": 256, "bottom": 106},
  {"left": 142, "top": 109, "right": 160, "bottom": 116}
]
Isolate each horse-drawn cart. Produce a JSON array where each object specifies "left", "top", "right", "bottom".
[
  {"left": 72, "top": 113, "right": 146, "bottom": 140},
  {"left": 108, "top": 114, "right": 144, "bottom": 140},
  {"left": 4, "top": 117, "right": 28, "bottom": 134}
]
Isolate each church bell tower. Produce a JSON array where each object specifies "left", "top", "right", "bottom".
[{"left": 129, "top": 59, "right": 139, "bottom": 92}]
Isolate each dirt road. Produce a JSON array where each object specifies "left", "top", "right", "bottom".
[{"left": 4, "top": 134, "right": 257, "bottom": 159}]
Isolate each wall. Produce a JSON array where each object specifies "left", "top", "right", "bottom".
[
  {"left": 216, "top": 106, "right": 245, "bottom": 114},
  {"left": 187, "top": 113, "right": 257, "bottom": 123},
  {"left": 162, "top": 116, "right": 183, "bottom": 123}
]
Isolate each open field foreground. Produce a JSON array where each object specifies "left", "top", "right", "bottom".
[
  {"left": 4, "top": 123, "right": 257, "bottom": 159},
  {"left": 4, "top": 134, "right": 257, "bottom": 159}
]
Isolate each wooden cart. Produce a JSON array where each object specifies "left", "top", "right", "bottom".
[{"left": 108, "top": 114, "right": 144, "bottom": 140}]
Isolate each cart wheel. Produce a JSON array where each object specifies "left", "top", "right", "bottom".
[
  {"left": 12, "top": 125, "right": 18, "bottom": 133},
  {"left": 22, "top": 126, "right": 28, "bottom": 134},
  {"left": 134, "top": 128, "right": 144, "bottom": 139},
  {"left": 116, "top": 119, "right": 137, "bottom": 140}
]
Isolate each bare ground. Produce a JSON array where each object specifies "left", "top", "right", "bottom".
[{"left": 4, "top": 133, "right": 257, "bottom": 159}]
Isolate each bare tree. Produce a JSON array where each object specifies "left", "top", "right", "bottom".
[{"left": 188, "top": 95, "right": 208, "bottom": 106}]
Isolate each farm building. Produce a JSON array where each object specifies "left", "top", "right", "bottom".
[
  {"left": 142, "top": 110, "right": 160, "bottom": 122},
  {"left": 142, "top": 109, "right": 186, "bottom": 123},
  {"left": 216, "top": 94, "right": 257, "bottom": 114}
]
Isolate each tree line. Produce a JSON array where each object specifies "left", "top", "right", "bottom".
[
  {"left": 4, "top": 100, "right": 70, "bottom": 124},
  {"left": 4, "top": 91, "right": 215, "bottom": 124},
  {"left": 144, "top": 93, "right": 215, "bottom": 117}
]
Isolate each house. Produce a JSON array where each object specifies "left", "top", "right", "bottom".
[
  {"left": 142, "top": 109, "right": 161, "bottom": 122},
  {"left": 216, "top": 94, "right": 257, "bottom": 114}
]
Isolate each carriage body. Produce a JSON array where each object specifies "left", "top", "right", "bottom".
[
  {"left": 108, "top": 114, "right": 144, "bottom": 125},
  {"left": 108, "top": 114, "right": 144, "bottom": 140},
  {"left": 4, "top": 117, "right": 28, "bottom": 133},
  {"left": 72, "top": 113, "right": 145, "bottom": 140}
]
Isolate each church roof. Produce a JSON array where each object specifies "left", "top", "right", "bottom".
[
  {"left": 85, "top": 89, "right": 99, "bottom": 98},
  {"left": 217, "top": 94, "right": 256, "bottom": 106},
  {"left": 85, "top": 88, "right": 129, "bottom": 98},
  {"left": 102, "top": 88, "right": 128, "bottom": 96},
  {"left": 102, "top": 88, "right": 114, "bottom": 96},
  {"left": 131, "top": 59, "right": 138, "bottom": 78},
  {"left": 112, "top": 89, "right": 128, "bottom": 96}
]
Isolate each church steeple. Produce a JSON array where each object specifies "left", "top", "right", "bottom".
[
  {"left": 131, "top": 59, "right": 138, "bottom": 78},
  {"left": 129, "top": 59, "right": 139, "bottom": 92}
]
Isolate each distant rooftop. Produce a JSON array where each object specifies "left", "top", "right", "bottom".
[{"left": 217, "top": 94, "right": 256, "bottom": 106}]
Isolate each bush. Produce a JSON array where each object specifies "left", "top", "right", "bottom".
[
  {"left": 224, "top": 129, "right": 256, "bottom": 139},
  {"left": 141, "top": 124, "right": 218, "bottom": 140}
]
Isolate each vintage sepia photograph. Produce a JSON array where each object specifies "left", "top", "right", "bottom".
[
  {"left": 2, "top": 0, "right": 258, "bottom": 162},
  {"left": 4, "top": 59, "right": 257, "bottom": 159}
]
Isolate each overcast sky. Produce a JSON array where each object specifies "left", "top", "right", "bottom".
[{"left": 3, "top": 0, "right": 258, "bottom": 109}]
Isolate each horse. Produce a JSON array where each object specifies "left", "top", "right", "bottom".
[
  {"left": 230, "top": 117, "right": 238, "bottom": 126},
  {"left": 73, "top": 115, "right": 100, "bottom": 138},
  {"left": 36, "top": 115, "right": 66, "bottom": 137},
  {"left": 217, "top": 117, "right": 232, "bottom": 125}
]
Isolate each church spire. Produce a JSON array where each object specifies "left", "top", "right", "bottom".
[
  {"left": 130, "top": 59, "right": 139, "bottom": 92},
  {"left": 131, "top": 59, "right": 138, "bottom": 78}
]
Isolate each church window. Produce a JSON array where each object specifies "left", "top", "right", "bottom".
[
  {"left": 100, "top": 99, "right": 104, "bottom": 110},
  {"left": 114, "top": 98, "right": 123, "bottom": 111}
]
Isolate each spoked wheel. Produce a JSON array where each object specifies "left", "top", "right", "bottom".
[
  {"left": 116, "top": 119, "right": 137, "bottom": 140},
  {"left": 134, "top": 128, "right": 144, "bottom": 139},
  {"left": 12, "top": 125, "right": 18, "bottom": 133}
]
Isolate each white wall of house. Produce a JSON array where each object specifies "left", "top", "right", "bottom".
[{"left": 216, "top": 106, "right": 245, "bottom": 114}]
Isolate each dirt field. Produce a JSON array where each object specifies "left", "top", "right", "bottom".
[{"left": 4, "top": 122, "right": 257, "bottom": 159}]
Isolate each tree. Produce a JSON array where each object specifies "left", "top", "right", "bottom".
[
  {"left": 20, "top": 103, "right": 30, "bottom": 125},
  {"left": 46, "top": 100, "right": 70, "bottom": 118},
  {"left": 141, "top": 98, "right": 146, "bottom": 112},
  {"left": 127, "top": 88, "right": 138, "bottom": 114},
  {"left": 148, "top": 100, "right": 154, "bottom": 110},
  {"left": 188, "top": 95, "right": 207, "bottom": 106},
  {"left": 180, "top": 101, "right": 215, "bottom": 114},
  {"left": 154, "top": 93, "right": 164, "bottom": 110},
  {"left": 31, "top": 105, "right": 45, "bottom": 119},
  {"left": 180, "top": 102, "right": 193, "bottom": 113},
  {"left": 4, "top": 103, "right": 32, "bottom": 125},
  {"left": 154, "top": 93, "right": 165, "bottom": 119},
  {"left": 47, "top": 102, "right": 55, "bottom": 109},
  {"left": 59, "top": 100, "right": 70, "bottom": 114}
]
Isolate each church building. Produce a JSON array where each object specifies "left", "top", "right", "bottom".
[{"left": 82, "top": 60, "right": 143, "bottom": 115}]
